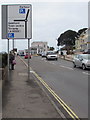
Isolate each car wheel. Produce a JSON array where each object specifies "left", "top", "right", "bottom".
[
  {"left": 82, "top": 64, "right": 86, "bottom": 70},
  {"left": 73, "top": 62, "right": 76, "bottom": 68},
  {"left": 46, "top": 58, "right": 48, "bottom": 60},
  {"left": 56, "top": 58, "right": 57, "bottom": 60}
]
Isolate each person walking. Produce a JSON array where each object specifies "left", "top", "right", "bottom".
[
  {"left": 61, "top": 51, "right": 65, "bottom": 59},
  {"left": 9, "top": 51, "right": 16, "bottom": 70}
]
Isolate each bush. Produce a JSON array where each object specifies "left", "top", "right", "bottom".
[
  {"left": 0, "top": 54, "right": 2, "bottom": 68},
  {"left": 0, "top": 53, "right": 7, "bottom": 68}
]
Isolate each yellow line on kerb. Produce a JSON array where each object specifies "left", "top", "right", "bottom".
[
  {"left": 33, "top": 71, "right": 79, "bottom": 120},
  {"left": 19, "top": 56, "right": 80, "bottom": 120}
]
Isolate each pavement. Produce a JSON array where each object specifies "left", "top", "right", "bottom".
[
  {"left": 2, "top": 56, "right": 62, "bottom": 119},
  {"left": 0, "top": 80, "right": 2, "bottom": 120},
  {"left": 59, "top": 55, "right": 73, "bottom": 61}
]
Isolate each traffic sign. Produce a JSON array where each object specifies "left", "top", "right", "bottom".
[
  {"left": 8, "top": 33, "right": 14, "bottom": 38},
  {"left": 19, "top": 8, "right": 26, "bottom": 14},
  {"left": 2, "top": 4, "right": 32, "bottom": 39}
]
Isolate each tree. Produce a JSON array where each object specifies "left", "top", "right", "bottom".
[
  {"left": 49, "top": 47, "right": 55, "bottom": 51},
  {"left": 57, "top": 30, "right": 78, "bottom": 54},
  {"left": 78, "top": 28, "right": 87, "bottom": 36}
]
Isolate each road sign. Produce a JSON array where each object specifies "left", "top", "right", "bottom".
[
  {"left": 8, "top": 33, "right": 14, "bottom": 38},
  {"left": 2, "top": 4, "right": 32, "bottom": 39},
  {"left": 19, "top": 8, "right": 26, "bottom": 14}
]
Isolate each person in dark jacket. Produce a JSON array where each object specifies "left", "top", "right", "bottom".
[
  {"left": 61, "top": 51, "right": 65, "bottom": 59},
  {"left": 9, "top": 51, "right": 15, "bottom": 70}
]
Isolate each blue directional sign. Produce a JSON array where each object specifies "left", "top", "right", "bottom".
[
  {"left": 8, "top": 33, "right": 14, "bottom": 38},
  {"left": 19, "top": 8, "right": 25, "bottom": 14}
]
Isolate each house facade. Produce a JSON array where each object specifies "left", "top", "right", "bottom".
[
  {"left": 75, "top": 28, "right": 90, "bottom": 52},
  {"left": 31, "top": 41, "right": 48, "bottom": 54}
]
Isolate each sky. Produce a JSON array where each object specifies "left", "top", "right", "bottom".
[{"left": 0, "top": 0, "right": 89, "bottom": 52}]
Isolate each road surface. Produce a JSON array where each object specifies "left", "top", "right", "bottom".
[{"left": 23, "top": 56, "right": 88, "bottom": 118}]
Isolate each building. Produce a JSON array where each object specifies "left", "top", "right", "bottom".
[
  {"left": 75, "top": 32, "right": 86, "bottom": 51},
  {"left": 75, "top": 28, "right": 90, "bottom": 52},
  {"left": 31, "top": 41, "right": 48, "bottom": 55},
  {"left": 84, "top": 28, "right": 90, "bottom": 50},
  {"left": 18, "top": 50, "right": 25, "bottom": 56}
]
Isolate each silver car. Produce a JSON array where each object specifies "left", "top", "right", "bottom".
[
  {"left": 73, "top": 54, "right": 90, "bottom": 70},
  {"left": 46, "top": 51, "right": 58, "bottom": 60}
]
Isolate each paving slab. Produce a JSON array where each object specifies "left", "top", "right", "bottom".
[{"left": 2, "top": 56, "right": 61, "bottom": 118}]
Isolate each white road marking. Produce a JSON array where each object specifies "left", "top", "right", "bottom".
[
  {"left": 51, "top": 62, "right": 55, "bottom": 65},
  {"left": 82, "top": 72, "right": 90, "bottom": 75},
  {"left": 41, "top": 58, "right": 46, "bottom": 60},
  {"left": 30, "top": 70, "right": 34, "bottom": 73},
  {"left": 44, "top": 59, "right": 73, "bottom": 70},
  {"left": 60, "top": 65, "right": 74, "bottom": 70}
]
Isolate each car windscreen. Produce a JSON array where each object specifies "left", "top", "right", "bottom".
[
  {"left": 47, "top": 52, "right": 57, "bottom": 55},
  {"left": 81, "top": 54, "right": 90, "bottom": 59}
]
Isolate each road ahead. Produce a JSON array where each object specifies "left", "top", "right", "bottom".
[{"left": 24, "top": 56, "right": 88, "bottom": 118}]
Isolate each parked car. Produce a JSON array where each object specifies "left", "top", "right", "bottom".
[
  {"left": 41, "top": 53, "right": 46, "bottom": 57},
  {"left": 46, "top": 51, "right": 58, "bottom": 60},
  {"left": 37, "top": 53, "right": 42, "bottom": 56},
  {"left": 24, "top": 54, "right": 31, "bottom": 59},
  {"left": 83, "top": 49, "right": 90, "bottom": 54},
  {"left": 73, "top": 54, "right": 90, "bottom": 70}
]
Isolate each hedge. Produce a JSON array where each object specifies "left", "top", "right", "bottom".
[{"left": 0, "top": 53, "right": 7, "bottom": 68}]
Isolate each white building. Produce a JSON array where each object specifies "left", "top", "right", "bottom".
[
  {"left": 31, "top": 41, "right": 48, "bottom": 54},
  {"left": 75, "top": 28, "right": 90, "bottom": 52}
]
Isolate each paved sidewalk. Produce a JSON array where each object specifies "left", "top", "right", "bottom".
[
  {"left": 59, "top": 55, "right": 73, "bottom": 61},
  {"left": 0, "top": 80, "right": 2, "bottom": 120},
  {"left": 2, "top": 56, "right": 61, "bottom": 118}
]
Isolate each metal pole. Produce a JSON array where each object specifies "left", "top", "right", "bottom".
[
  {"left": 28, "top": 39, "right": 30, "bottom": 80},
  {"left": 8, "top": 39, "right": 9, "bottom": 81},
  {"left": 25, "top": 21, "right": 27, "bottom": 38},
  {"left": 13, "top": 39, "right": 14, "bottom": 51}
]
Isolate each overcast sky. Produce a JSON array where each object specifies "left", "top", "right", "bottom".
[{"left": 0, "top": 0, "right": 88, "bottom": 52}]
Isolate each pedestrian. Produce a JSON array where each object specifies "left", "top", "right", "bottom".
[
  {"left": 61, "top": 51, "right": 63, "bottom": 56},
  {"left": 9, "top": 51, "right": 16, "bottom": 70},
  {"left": 61, "top": 51, "right": 65, "bottom": 59}
]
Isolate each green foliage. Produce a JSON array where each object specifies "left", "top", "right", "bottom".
[
  {"left": 78, "top": 28, "right": 87, "bottom": 36},
  {"left": 57, "top": 28, "right": 88, "bottom": 48},
  {"left": 57, "top": 30, "right": 78, "bottom": 47},
  {"left": 49, "top": 47, "right": 55, "bottom": 51},
  {"left": 57, "top": 28, "right": 88, "bottom": 54}
]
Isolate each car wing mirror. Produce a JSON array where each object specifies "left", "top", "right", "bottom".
[{"left": 79, "top": 58, "right": 83, "bottom": 61}]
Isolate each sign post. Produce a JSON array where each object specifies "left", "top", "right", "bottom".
[
  {"left": 13, "top": 39, "right": 14, "bottom": 51},
  {"left": 28, "top": 39, "right": 30, "bottom": 80},
  {"left": 8, "top": 39, "right": 9, "bottom": 81},
  {"left": 2, "top": 4, "right": 32, "bottom": 81}
]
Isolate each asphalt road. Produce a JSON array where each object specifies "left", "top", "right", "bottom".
[{"left": 23, "top": 56, "right": 88, "bottom": 118}]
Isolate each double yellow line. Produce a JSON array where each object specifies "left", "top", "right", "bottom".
[
  {"left": 19, "top": 56, "right": 80, "bottom": 120},
  {"left": 33, "top": 71, "right": 80, "bottom": 120}
]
